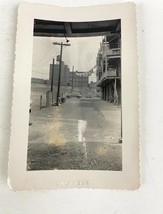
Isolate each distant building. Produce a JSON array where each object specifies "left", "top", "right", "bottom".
[
  {"left": 88, "top": 68, "right": 97, "bottom": 83},
  {"left": 49, "top": 61, "right": 70, "bottom": 86},
  {"left": 96, "top": 21, "right": 121, "bottom": 105},
  {"left": 31, "top": 77, "right": 47, "bottom": 84},
  {"left": 74, "top": 71, "right": 88, "bottom": 77},
  {"left": 68, "top": 71, "right": 89, "bottom": 88},
  {"left": 49, "top": 61, "right": 89, "bottom": 96}
]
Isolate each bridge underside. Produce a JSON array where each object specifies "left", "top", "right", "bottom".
[{"left": 33, "top": 19, "right": 120, "bottom": 38}]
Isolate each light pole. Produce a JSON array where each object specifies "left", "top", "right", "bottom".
[{"left": 53, "top": 42, "right": 71, "bottom": 106}]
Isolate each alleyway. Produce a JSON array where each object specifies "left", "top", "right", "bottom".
[{"left": 27, "top": 98, "right": 122, "bottom": 171}]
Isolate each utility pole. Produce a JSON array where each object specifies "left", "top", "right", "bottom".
[
  {"left": 81, "top": 82, "right": 82, "bottom": 95},
  {"left": 53, "top": 42, "right": 71, "bottom": 106},
  {"left": 71, "top": 66, "right": 74, "bottom": 93},
  {"left": 51, "top": 58, "right": 55, "bottom": 92},
  {"left": 105, "top": 36, "right": 108, "bottom": 73}
]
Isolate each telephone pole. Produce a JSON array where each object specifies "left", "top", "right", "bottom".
[
  {"left": 51, "top": 58, "right": 55, "bottom": 92},
  {"left": 51, "top": 58, "right": 55, "bottom": 105},
  {"left": 53, "top": 42, "right": 71, "bottom": 106},
  {"left": 71, "top": 66, "right": 74, "bottom": 93}
]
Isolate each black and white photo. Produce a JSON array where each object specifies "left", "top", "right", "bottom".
[
  {"left": 27, "top": 19, "right": 122, "bottom": 171},
  {"left": 8, "top": 3, "right": 139, "bottom": 190}
]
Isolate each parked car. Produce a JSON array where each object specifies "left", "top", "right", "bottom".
[
  {"left": 86, "top": 93, "right": 92, "bottom": 98},
  {"left": 66, "top": 92, "right": 82, "bottom": 99}
]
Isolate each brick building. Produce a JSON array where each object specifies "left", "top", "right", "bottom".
[
  {"left": 49, "top": 61, "right": 70, "bottom": 86},
  {"left": 68, "top": 71, "right": 89, "bottom": 88}
]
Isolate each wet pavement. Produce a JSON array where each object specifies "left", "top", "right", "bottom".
[{"left": 27, "top": 98, "right": 122, "bottom": 171}]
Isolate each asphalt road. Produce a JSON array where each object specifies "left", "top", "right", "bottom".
[{"left": 27, "top": 98, "right": 122, "bottom": 171}]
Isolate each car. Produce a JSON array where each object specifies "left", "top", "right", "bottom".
[
  {"left": 67, "top": 92, "right": 82, "bottom": 99},
  {"left": 86, "top": 94, "right": 92, "bottom": 98}
]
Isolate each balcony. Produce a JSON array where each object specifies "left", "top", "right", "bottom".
[
  {"left": 96, "top": 68, "right": 120, "bottom": 86},
  {"left": 103, "top": 68, "right": 117, "bottom": 77},
  {"left": 102, "top": 43, "right": 121, "bottom": 59}
]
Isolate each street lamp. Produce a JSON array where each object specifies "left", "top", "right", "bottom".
[{"left": 53, "top": 42, "right": 71, "bottom": 106}]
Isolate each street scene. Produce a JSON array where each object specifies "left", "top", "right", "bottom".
[{"left": 27, "top": 19, "right": 122, "bottom": 171}]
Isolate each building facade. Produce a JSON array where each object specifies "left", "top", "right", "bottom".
[
  {"left": 96, "top": 23, "right": 121, "bottom": 105},
  {"left": 49, "top": 61, "right": 70, "bottom": 86},
  {"left": 69, "top": 71, "right": 89, "bottom": 88}
]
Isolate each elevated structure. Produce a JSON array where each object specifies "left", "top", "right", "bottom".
[
  {"left": 33, "top": 19, "right": 120, "bottom": 37},
  {"left": 96, "top": 20, "right": 121, "bottom": 105}
]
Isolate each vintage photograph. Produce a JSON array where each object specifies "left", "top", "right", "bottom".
[
  {"left": 27, "top": 19, "right": 122, "bottom": 171},
  {"left": 8, "top": 3, "right": 139, "bottom": 190}
]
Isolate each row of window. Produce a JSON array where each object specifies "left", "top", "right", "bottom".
[{"left": 69, "top": 78, "right": 88, "bottom": 82}]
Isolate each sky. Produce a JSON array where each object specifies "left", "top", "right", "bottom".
[{"left": 32, "top": 36, "right": 102, "bottom": 80}]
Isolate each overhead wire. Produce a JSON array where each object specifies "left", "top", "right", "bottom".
[
  {"left": 33, "top": 46, "right": 57, "bottom": 69},
  {"left": 33, "top": 55, "right": 56, "bottom": 70}
]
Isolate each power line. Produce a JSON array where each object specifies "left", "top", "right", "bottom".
[
  {"left": 32, "top": 71, "right": 48, "bottom": 75},
  {"left": 33, "top": 55, "right": 54, "bottom": 69},
  {"left": 32, "top": 56, "right": 55, "bottom": 69},
  {"left": 33, "top": 47, "right": 57, "bottom": 69}
]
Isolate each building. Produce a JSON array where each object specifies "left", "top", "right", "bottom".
[
  {"left": 68, "top": 71, "right": 89, "bottom": 88},
  {"left": 89, "top": 68, "right": 97, "bottom": 84},
  {"left": 96, "top": 21, "right": 121, "bottom": 105},
  {"left": 49, "top": 61, "right": 89, "bottom": 96},
  {"left": 49, "top": 61, "right": 70, "bottom": 86}
]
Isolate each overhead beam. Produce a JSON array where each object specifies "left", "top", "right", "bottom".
[
  {"left": 33, "top": 19, "right": 121, "bottom": 37},
  {"left": 34, "top": 31, "right": 116, "bottom": 37},
  {"left": 107, "top": 35, "right": 118, "bottom": 43},
  {"left": 116, "top": 22, "right": 121, "bottom": 31},
  {"left": 64, "top": 22, "right": 72, "bottom": 36}
]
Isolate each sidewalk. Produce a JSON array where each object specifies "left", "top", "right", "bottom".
[{"left": 94, "top": 99, "right": 121, "bottom": 126}]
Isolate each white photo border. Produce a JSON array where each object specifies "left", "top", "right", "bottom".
[{"left": 8, "top": 2, "right": 139, "bottom": 190}]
